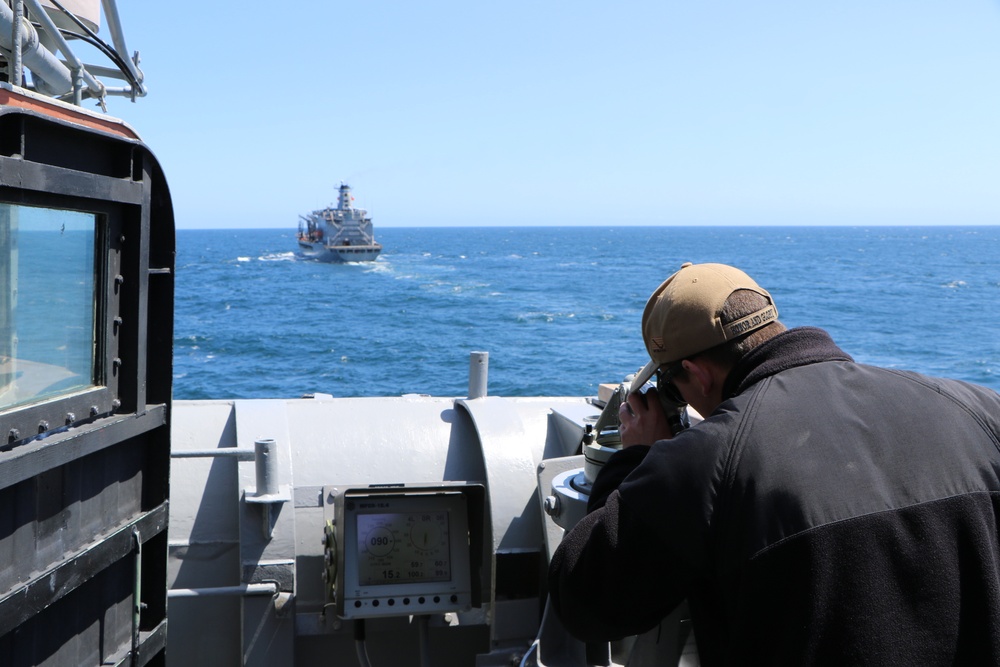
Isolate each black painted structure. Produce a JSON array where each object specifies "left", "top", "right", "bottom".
[{"left": 0, "top": 98, "right": 173, "bottom": 667}]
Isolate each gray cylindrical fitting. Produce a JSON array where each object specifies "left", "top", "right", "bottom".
[
  {"left": 468, "top": 351, "right": 489, "bottom": 399},
  {"left": 254, "top": 439, "right": 279, "bottom": 496}
]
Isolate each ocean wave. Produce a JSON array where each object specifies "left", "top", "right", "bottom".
[
  {"left": 172, "top": 226, "right": 1000, "bottom": 399},
  {"left": 259, "top": 252, "right": 296, "bottom": 262},
  {"left": 515, "top": 311, "right": 577, "bottom": 323}
]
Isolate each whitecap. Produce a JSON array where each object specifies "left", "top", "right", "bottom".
[
  {"left": 237, "top": 256, "right": 251, "bottom": 262},
  {"left": 260, "top": 252, "right": 295, "bottom": 262}
]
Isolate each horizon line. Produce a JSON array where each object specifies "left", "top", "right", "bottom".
[{"left": 174, "top": 222, "right": 1000, "bottom": 231}]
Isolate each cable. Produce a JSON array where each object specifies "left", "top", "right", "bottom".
[
  {"left": 353, "top": 619, "right": 373, "bottom": 667},
  {"left": 42, "top": 0, "right": 141, "bottom": 91},
  {"left": 58, "top": 28, "right": 138, "bottom": 88},
  {"left": 417, "top": 615, "right": 431, "bottom": 667}
]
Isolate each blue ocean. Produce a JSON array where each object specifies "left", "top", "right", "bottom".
[{"left": 173, "top": 226, "right": 1000, "bottom": 400}]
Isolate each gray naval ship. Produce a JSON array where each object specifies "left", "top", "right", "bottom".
[
  {"left": 0, "top": 3, "right": 691, "bottom": 666},
  {"left": 296, "top": 183, "right": 383, "bottom": 262}
]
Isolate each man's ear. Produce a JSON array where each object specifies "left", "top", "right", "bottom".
[{"left": 682, "top": 358, "right": 715, "bottom": 398}]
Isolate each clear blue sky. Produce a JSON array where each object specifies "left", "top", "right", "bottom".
[{"left": 101, "top": 1, "right": 1000, "bottom": 229}]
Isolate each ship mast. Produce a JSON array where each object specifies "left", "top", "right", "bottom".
[{"left": 338, "top": 183, "right": 353, "bottom": 210}]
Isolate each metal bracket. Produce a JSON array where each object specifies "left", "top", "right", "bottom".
[{"left": 243, "top": 438, "right": 290, "bottom": 540}]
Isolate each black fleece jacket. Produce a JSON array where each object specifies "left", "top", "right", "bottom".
[{"left": 550, "top": 327, "right": 1000, "bottom": 665}]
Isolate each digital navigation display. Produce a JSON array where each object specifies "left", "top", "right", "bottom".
[
  {"left": 356, "top": 511, "right": 452, "bottom": 586},
  {"left": 331, "top": 487, "right": 478, "bottom": 619}
]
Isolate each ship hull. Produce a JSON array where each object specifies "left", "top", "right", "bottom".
[{"left": 298, "top": 240, "right": 382, "bottom": 262}]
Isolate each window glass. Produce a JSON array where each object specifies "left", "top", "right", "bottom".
[{"left": 0, "top": 205, "right": 97, "bottom": 411}]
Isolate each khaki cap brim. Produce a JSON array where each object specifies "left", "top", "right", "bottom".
[{"left": 630, "top": 359, "right": 658, "bottom": 393}]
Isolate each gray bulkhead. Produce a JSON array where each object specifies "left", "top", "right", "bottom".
[{"left": 168, "top": 393, "right": 600, "bottom": 666}]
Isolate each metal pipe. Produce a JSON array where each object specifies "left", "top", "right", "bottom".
[
  {"left": 167, "top": 583, "right": 279, "bottom": 599},
  {"left": 11, "top": 0, "right": 22, "bottom": 86},
  {"left": 468, "top": 351, "right": 489, "bottom": 399},
  {"left": 80, "top": 63, "right": 132, "bottom": 80},
  {"left": 71, "top": 65, "right": 82, "bottom": 105},
  {"left": 0, "top": 1, "right": 72, "bottom": 95},
  {"left": 100, "top": 0, "right": 144, "bottom": 90},
  {"left": 171, "top": 448, "right": 255, "bottom": 460},
  {"left": 22, "top": 0, "right": 104, "bottom": 98},
  {"left": 254, "top": 439, "right": 279, "bottom": 496},
  {"left": 100, "top": 85, "right": 149, "bottom": 97}
]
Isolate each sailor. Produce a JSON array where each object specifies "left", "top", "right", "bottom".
[{"left": 549, "top": 262, "right": 1000, "bottom": 664}]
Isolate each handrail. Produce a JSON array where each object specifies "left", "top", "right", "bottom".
[{"left": 167, "top": 583, "right": 279, "bottom": 599}]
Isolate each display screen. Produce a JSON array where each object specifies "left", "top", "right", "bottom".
[{"left": 356, "top": 511, "right": 452, "bottom": 586}]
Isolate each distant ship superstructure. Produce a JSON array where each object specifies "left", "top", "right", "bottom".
[{"left": 297, "top": 183, "right": 382, "bottom": 262}]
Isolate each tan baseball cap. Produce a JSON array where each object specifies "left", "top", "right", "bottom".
[{"left": 630, "top": 262, "right": 777, "bottom": 391}]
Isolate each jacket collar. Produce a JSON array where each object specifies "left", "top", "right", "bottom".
[{"left": 722, "top": 327, "right": 853, "bottom": 399}]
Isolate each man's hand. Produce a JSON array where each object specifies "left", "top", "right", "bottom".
[{"left": 618, "top": 387, "right": 675, "bottom": 447}]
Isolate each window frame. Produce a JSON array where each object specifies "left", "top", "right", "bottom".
[{"left": 0, "top": 189, "right": 133, "bottom": 448}]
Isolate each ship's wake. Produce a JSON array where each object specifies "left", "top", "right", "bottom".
[{"left": 259, "top": 252, "right": 297, "bottom": 262}]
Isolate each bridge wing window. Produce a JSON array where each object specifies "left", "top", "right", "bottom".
[{"left": 0, "top": 205, "right": 97, "bottom": 411}]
